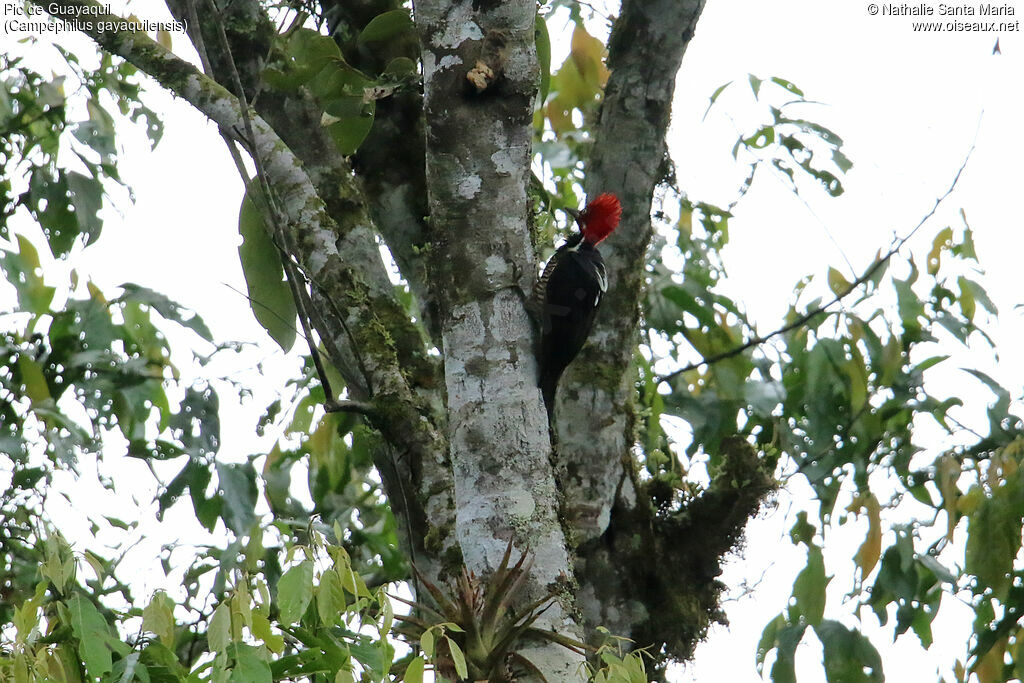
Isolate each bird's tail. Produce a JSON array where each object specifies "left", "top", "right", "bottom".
[{"left": 539, "top": 367, "right": 558, "bottom": 423}]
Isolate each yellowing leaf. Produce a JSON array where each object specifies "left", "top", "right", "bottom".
[
  {"left": 927, "top": 226, "right": 953, "bottom": 275},
  {"left": 974, "top": 637, "right": 1007, "bottom": 683},
  {"left": 957, "top": 275, "right": 976, "bottom": 322},
  {"left": 937, "top": 455, "right": 961, "bottom": 540},
  {"left": 678, "top": 205, "right": 693, "bottom": 238},
  {"left": 570, "top": 25, "right": 609, "bottom": 88},
  {"left": 842, "top": 356, "right": 868, "bottom": 413},
  {"left": 17, "top": 355, "right": 50, "bottom": 404},
  {"left": 157, "top": 29, "right": 172, "bottom": 50},
  {"left": 826, "top": 267, "right": 850, "bottom": 296},
  {"left": 851, "top": 493, "right": 882, "bottom": 577}
]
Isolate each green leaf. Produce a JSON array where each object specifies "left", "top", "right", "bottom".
[
  {"left": 404, "top": 656, "right": 425, "bottom": 683},
  {"left": 383, "top": 57, "right": 418, "bottom": 80},
  {"left": 966, "top": 485, "right": 1022, "bottom": 600},
  {"left": 209, "top": 601, "right": 231, "bottom": 652},
  {"left": 0, "top": 235, "right": 55, "bottom": 314},
  {"left": 66, "top": 171, "right": 104, "bottom": 246},
  {"left": 535, "top": 14, "right": 551, "bottom": 106},
  {"left": 237, "top": 182, "right": 297, "bottom": 351},
  {"left": 310, "top": 59, "right": 372, "bottom": 102},
  {"left": 28, "top": 169, "right": 78, "bottom": 257},
  {"left": 832, "top": 148, "right": 853, "bottom": 173},
  {"left": 894, "top": 259, "right": 924, "bottom": 341},
  {"left": 289, "top": 29, "right": 343, "bottom": 83},
  {"left": 216, "top": 461, "right": 258, "bottom": 536},
  {"left": 703, "top": 79, "right": 733, "bottom": 120},
  {"left": 770, "top": 623, "right": 807, "bottom": 683},
  {"left": 251, "top": 611, "right": 284, "bottom": 654},
  {"left": 67, "top": 592, "right": 129, "bottom": 678},
  {"left": 953, "top": 214, "right": 977, "bottom": 260},
  {"left": 792, "top": 546, "right": 827, "bottom": 626},
  {"left": 961, "top": 276, "right": 997, "bottom": 315},
  {"left": 277, "top": 560, "right": 314, "bottom": 625},
  {"left": 358, "top": 9, "right": 414, "bottom": 43},
  {"left": 743, "top": 125, "right": 774, "bottom": 149},
  {"left": 421, "top": 628, "right": 435, "bottom": 657},
  {"left": 445, "top": 637, "right": 468, "bottom": 679},
  {"left": 757, "top": 614, "right": 785, "bottom": 672},
  {"left": 325, "top": 109, "right": 376, "bottom": 156},
  {"left": 229, "top": 644, "right": 272, "bottom": 683},
  {"left": 770, "top": 76, "right": 805, "bottom": 96},
  {"left": 814, "top": 620, "right": 884, "bottom": 682},
  {"left": 317, "top": 569, "right": 347, "bottom": 624},
  {"left": 118, "top": 282, "right": 214, "bottom": 341},
  {"left": 17, "top": 354, "right": 50, "bottom": 403},
  {"left": 140, "top": 641, "right": 186, "bottom": 677},
  {"left": 789, "top": 512, "right": 816, "bottom": 546},
  {"left": 749, "top": 74, "right": 764, "bottom": 97},
  {"left": 142, "top": 591, "right": 176, "bottom": 647},
  {"left": 41, "top": 533, "right": 75, "bottom": 594},
  {"left": 917, "top": 554, "right": 957, "bottom": 585}
]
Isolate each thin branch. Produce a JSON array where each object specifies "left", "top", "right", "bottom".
[
  {"left": 324, "top": 399, "right": 377, "bottom": 417},
  {"left": 657, "top": 146, "right": 974, "bottom": 385},
  {"left": 201, "top": 0, "right": 343, "bottom": 405}
]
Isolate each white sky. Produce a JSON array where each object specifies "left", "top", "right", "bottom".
[{"left": 4, "top": 0, "right": 1024, "bottom": 681}]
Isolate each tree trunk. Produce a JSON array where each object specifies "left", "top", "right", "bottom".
[{"left": 416, "top": 1, "right": 586, "bottom": 677}]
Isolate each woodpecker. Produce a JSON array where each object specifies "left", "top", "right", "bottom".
[{"left": 536, "top": 193, "right": 622, "bottom": 419}]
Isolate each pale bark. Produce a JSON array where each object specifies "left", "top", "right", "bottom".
[{"left": 416, "top": 0, "right": 586, "bottom": 677}]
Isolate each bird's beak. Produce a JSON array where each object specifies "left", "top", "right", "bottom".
[{"left": 563, "top": 207, "right": 580, "bottom": 225}]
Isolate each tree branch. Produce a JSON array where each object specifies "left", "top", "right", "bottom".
[
  {"left": 319, "top": 0, "right": 439, "bottom": 342},
  {"left": 558, "top": 0, "right": 706, "bottom": 541},
  {"left": 554, "top": 0, "right": 709, "bottom": 659},
  {"left": 657, "top": 145, "right": 974, "bottom": 385},
  {"left": 324, "top": 399, "right": 377, "bottom": 417},
  {"left": 164, "top": 0, "right": 436, "bottom": 386}
]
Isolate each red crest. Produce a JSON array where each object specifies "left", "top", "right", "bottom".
[{"left": 579, "top": 193, "right": 622, "bottom": 245}]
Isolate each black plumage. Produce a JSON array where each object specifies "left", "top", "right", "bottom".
[{"left": 537, "top": 232, "right": 609, "bottom": 419}]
